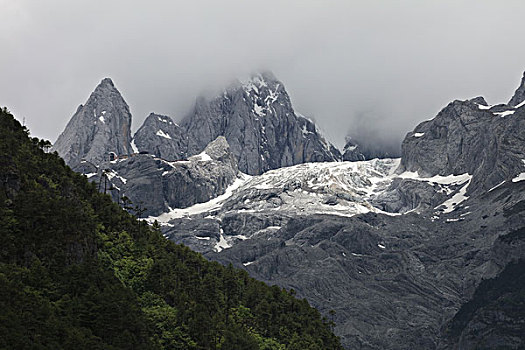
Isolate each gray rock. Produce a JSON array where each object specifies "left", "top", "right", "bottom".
[
  {"left": 132, "top": 112, "right": 186, "bottom": 160},
  {"left": 399, "top": 96, "right": 525, "bottom": 193},
  {"left": 508, "top": 71, "right": 525, "bottom": 107},
  {"left": 341, "top": 138, "right": 366, "bottom": 161},
  {"left": 180, "top": 71, "right": 341, "bottom": 175},
  {"left": 53, "top": 78, "right": 132, "bottom": 168},
  {"left": 96, "top": 136, "right": 238, "bottom": 217}
]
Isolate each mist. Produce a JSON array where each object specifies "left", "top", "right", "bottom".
[{"left": 1, "top": 0, "right": 525, "bottom": 151}]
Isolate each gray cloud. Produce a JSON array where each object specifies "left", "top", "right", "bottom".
[{"left": 1, "top": 0, "right": 525, "bottom": 150}]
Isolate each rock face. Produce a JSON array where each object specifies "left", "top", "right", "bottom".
[
  {"left": 341, "top": 138, "right": 366, "bottom": 161},
  {"left": 399, "top": 95, "right": 525, "bottom": 193},
  {"left": 56, "top": 73, "right": 342, "bottom": 176},
  {"left": 89, "top": 136, "right": 238, "bottom": 217},
  {"left": 442, "top": 257, "right": 525, "bottom": 350},
  {"left": 508, "top": 71, "right": 525, "bottom": 107},
  {"left": 180, "top": 72, "right": 341, "bottom": 175},
  {"left": 53, "top": 78, "right": 132, "bottom": 168},
  {"left": 132, "top": 113, "right": 186, "bottom": 160}
]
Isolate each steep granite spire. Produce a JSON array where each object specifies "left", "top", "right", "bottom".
[
  {"left": 53, "top": 78, "right": 132, "bottom": 167},
  {"left": 132, "top": 112, "right": 186, "bottom": 160},
  {"left": 180, "top": 71, "right": 341, "bottom": 175},
  {"left": 508, "top": 71, "right": 525, "bottom": 107}
]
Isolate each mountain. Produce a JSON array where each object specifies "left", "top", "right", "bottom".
[
  {"left": 53, "top": 78, "right": 132, "bottom": 169},
  {"left": 0, "top": 107, "right": 343, "bottom": 349},
  {"left": 180, "top": 71, "right": 341, "bottom": 175},
  {"left": 55, "top": 72, "right": 342, "bottom": 176},
  {"left": 132, "top": 112, "right": 186, "bottom": 160},
  {"left": 144, "top": 72, "right": 525, "bottom": 349},
  {"left": 51, "top": 71, "right": 525, "bottom": 349}
]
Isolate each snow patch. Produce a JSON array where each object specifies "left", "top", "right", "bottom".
[
  {"left": 105, "top": 170, "right": 127, "bottom": 184},
  {"left": 131, "top": 139, "right": 139, "bottom": 153},
  {"left": 413, "top": 132, "right": 425, "bottom": 138},
  {"left": 494, "top": 110, "right": 515, "bottom": 117},
  {"left": 435, "top": 176, "right": 472, "bottom": 213},
  {"left": 156, "top": 129, "right": 172, "bottom": 139},
  {"left": 147, "top": 175, "right": 250, "bottom": 223},
  {"left": 398, "top": 171, "right": 471, "bottom": 186},
  {"left": 190, "top": 151, "right": 212, "bottom": 162},
  {"left": 512, "top": 173, "right": 525, "bottom": 183},
  {"left": 476, "top": 103, "right": 492, "bottom": 110},
  {"left": 195, "top": 236, "right": 211, "bottom": 241},
  {"left": 215, "top": 231, "right": 231, "bottom": 252},
  {"left": 254, "top": 104, "right": 265, "bottom": 117},
  {"left": 488, "top": 181, "right": 505, "bottom": 192},
  {"left": 515, "top": 100, "right": 525, "bottom": 108},
  {"left": 85, "top": 173, "right": 97, "bottom": 178}
]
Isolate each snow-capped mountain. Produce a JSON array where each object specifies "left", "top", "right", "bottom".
[
  {"left": 53, "top": 71, "right": 525, "bottom": 349},
  {"left": 140, "top": 71, "right": 525, "bottom": 349}
]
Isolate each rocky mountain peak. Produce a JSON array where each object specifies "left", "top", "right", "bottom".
[
  {"left": 181, "top": 71, "right": 341, "bottom": 175},
  {"left": 400, "top": 74, "right": 525, "bottom": 192},
  {"left": 508, "top": 71, "right": 525, "bottom": 107},
  {"left": 99, "top": 77, "right": 115, "bottom": 88},
  {"left": 52, "top": 78, "right": 132, "bottom": 168},
  {"left": 132, "top": 112, "right": 186, "bottom": 160}
]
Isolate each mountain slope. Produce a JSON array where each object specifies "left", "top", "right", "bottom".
[
  {"left": 0, "top": 107, "right": 343, "bottom": 349},
  {"left": 442, "top": 257, "right": 525, "bottom": 350},
  {"left": 145, "top": 72, "right": 525, "bottom": 349},
  {"left": 52, "top": 78, "right": 132, "bottom": 168}
]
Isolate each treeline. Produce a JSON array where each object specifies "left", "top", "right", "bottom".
[{"left": 0, "top": 108, "right": 343, "bottom": 349}]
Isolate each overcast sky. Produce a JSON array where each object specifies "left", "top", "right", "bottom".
[{"left": 1, "top": 0, "right": 525, "bottom": 151}]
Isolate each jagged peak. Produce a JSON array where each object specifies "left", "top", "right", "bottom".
[
  {"left": 468, "top": 96, "right": 489, "bottom": 106},
  {"left": 508, "top": 71, "right": 525, "bottom": 107},
  {"left": 99, "top": 77, "right": 115, "bottom": 88},
  {"left": 144, "top": 112, "right": 176, "bottom": 125},
  {"left": 240, "top": 70, "right": 281, "bottom": 92}
]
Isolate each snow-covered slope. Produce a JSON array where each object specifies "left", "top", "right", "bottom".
[{"left": 152, "top": 158, "right": 477, "bottom": 240}]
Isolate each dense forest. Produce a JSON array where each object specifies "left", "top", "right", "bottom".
[{"left": 0, "top": 108, "right": 343, "bottom": 349}]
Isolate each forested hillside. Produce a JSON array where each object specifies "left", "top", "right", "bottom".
[{"left": 0, "top": 108, "right": 342, "bottom": 349}]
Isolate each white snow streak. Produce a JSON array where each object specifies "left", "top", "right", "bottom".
[
  {"left": 131, "top": 139, "right": 139, "bottom": 153},
  {"left": 435, "top": 176, "right": 472, "bottom": 213},
  {"left": 512, "top": 173, "right": 525, "bottom": 183},
  {"left": 156, "top": 129, "right": 172, "bottom": 139},
  {"left": 147, "top": 175, "right": 250, "bottom": 223},
  {"left": 494, "top": 110, "right": 515, "bottom": 117},
  {"left": 190, "top": 151, "right": 212, "bottom": 162}
]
